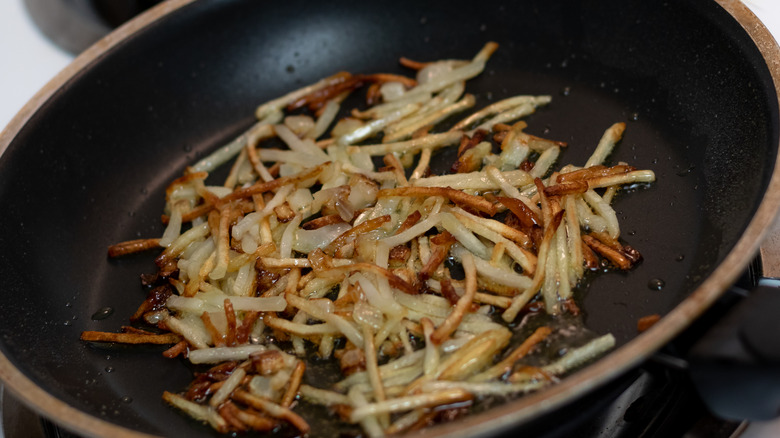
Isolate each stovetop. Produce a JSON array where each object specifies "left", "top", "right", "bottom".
[{"left": 1, "top": 1, "right": 780, "bottom": 437}]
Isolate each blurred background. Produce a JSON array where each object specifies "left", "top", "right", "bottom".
[
  {"left": 0, "top": 0, "right": 778, "bottom": 132},
  {"left": 0, "top": 0, "right": 162, "bottom": 131}
]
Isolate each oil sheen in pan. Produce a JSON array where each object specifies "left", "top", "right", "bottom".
[{"left": 0, "top": 0, "right": 777, "bottom": 437}]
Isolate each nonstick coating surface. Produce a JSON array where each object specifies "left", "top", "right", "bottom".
[{"left": 0, "top": 0, "right": 778, "bottom": 436}]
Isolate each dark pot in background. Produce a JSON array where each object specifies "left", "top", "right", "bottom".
[{"left": 23, "top": 0, "right": 160, "bottom": 55}]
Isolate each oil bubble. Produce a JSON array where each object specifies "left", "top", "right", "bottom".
[
  {"left": 648, "top": 278, "right": 665, "bottom": 290},
  {"left": 91, "top": 307, "right": 114, "bottom": 321}
]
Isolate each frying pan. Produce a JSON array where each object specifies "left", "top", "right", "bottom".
[{"left": 0, "top": 0, "right": 778, "bottom": 437}]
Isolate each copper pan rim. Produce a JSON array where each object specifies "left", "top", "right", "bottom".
[{"left": 0, "top": 0, "right": 777, "bottom": 437}]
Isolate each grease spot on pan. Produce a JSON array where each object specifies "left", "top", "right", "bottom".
[
  {"left": 648, "top": 278, "right": 665, "bottom": 290},
  {"left": 91, "top": 306, "right": 114, "bottom": 320}
]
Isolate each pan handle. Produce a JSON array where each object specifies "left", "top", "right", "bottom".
[{"left": 688, "top": 282, "right": 780, "bottom": 421}]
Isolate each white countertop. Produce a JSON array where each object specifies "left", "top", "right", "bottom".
[{"left": 0, "top": 0, "right": 72, "bottom": 132}]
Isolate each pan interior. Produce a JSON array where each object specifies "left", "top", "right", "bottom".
[{"left": 0, "top": 0, "right": 776, "bottom": 436}]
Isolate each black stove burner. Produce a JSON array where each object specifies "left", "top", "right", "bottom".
[{"left": 489, "top": 299, "right": 748, "bottom": 438}]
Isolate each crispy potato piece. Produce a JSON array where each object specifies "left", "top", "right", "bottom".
[
  {"left": 162, "top": 164, "right": 328, "bottom": 224},
  {"left": 108, "top": 238, "right": 161, "bottom": 258},
  {"left": 389, "top": 245, "right": 411, "bottom": 263},
  {"left": 323, "top": 215, "right": 391, "bottom": 256},
  {"left": 302, "top": 214, "right": 345, "bottom": 230},
  {"left": 398, "top": 57, "right": 429, "bottom": 70},
  {"left": 163, "top": 340, "right": 189, "bottom": 359},
  {"left": 81, "top": 331, "right": 181, "bottom": 345},
  {"left": 230, "top": 406, "right": 277, "bottom": 432},
  {"left": 286, "top": 72, "right": 357, "bottom": 111},
  {"left": 218, "top": 401, "right": 250, "bottom": 432},
  {"left": 251, "top": 350, "right": 287, "bottom": 375},
  {"left": 281, "top": 361, "right": 306, "bottom": 407},
  {"left": 233, "top": 390, "right": 310, "bottom": 434},
  {"left": 457, "top": 130, "right": 489, "bottom": 156},
  {"left": 273, "top": 202, "right": 296, "bottom": 223},
  {"left": 236, "top": 311, "right": 261, "bottom": 344},
  {"left": 131, "top": 285, "right": 173, "bottom": 321},
  {"left": 418, "top": 231, "right": 456, "bottom": 284},
  {"left": 557, "top": 164, "right": 634, "bottom": 183},
  {"left": 497, "top": 196, "right": 540, "bottom": 228},
  {"left": 395, "top": 210, "right": 422, "bottom": 235},
  {"left": 582, "top": 234, "right": 641, "bottom": 270},
  {"left": 368, "top": 73, "right": 417, "bottom": 88},
  {"left": 201, "top": 312, "right": 225, "bottom": 347},
  {"left": 378, "top": 186, "right": 496, "bottom": 216},
  {"left": 637, "top": 314, "right": 661, "bottom": 332},
  {"left": 430, "top": 253, "right": 477, "bottom": 344},
  {"left": 471, "top": 326, "right": 552, "bottom": 382},
  {"left": 543, "top": 180, "right": 589, "bottom": 197},
  {"left": 365, "top": 82, "right": 383, "bottom": 106}
]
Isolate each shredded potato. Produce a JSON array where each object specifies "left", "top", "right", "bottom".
[{"left": 85, "top": 42, "right": 655, "bottom": 436}]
